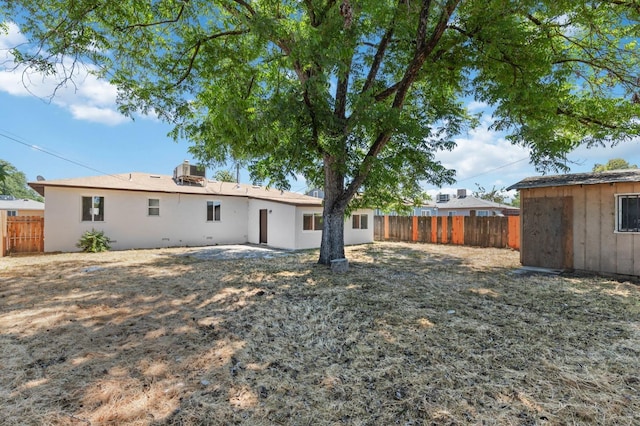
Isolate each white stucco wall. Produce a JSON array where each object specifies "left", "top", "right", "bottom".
[
  {"left": 344, "top": 209, "right": 375, "bottom": 246},
  {"left": 43, "top": 187, "right": 249, "bottom": 252},
  {"left": 247, "top": 199, "right": 299, "bottom": 250}
]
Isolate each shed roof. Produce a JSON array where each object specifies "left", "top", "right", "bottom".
[
  {"left": 0, "top": 198, "right": 45, "bottom": 211},
  {"left": 29, "top": 173, "right": 323, "bottom": 207},
  {"left": 507, "top": 169, "right": 640, "bottom": 191}
]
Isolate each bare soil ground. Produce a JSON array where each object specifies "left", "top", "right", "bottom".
[{"left": 1, "top": 242, "right": 639, "bottom": 425}]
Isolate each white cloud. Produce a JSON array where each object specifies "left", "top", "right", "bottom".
[
  {"left": 436, "top": 118, "right": 531, "bottom": 179},
  {"left": 0, "top": 22, "right": 126, "bottom": 126},
  {"left": 466, "top": 100, "right": 488, "bottom": 112}
]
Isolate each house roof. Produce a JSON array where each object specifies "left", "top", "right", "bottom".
[
  {"left": 0, "top": 198, "right": 45, "bottom": 211},
  {"left": 29, "top": 173, "right": 323, "bottom": 207},
  {"left": 426, "top": 195, "right": 517, "bottom": 211},
  {"left": 507, "top": 169, "right": 640, "bottom": 190}
]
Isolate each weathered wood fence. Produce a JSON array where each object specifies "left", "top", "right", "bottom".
[
  {"left": 1, "top": 213, "right": 45, "bottom": 256},
  {"left": 374, "top": 215, "right": 520, "bottom": 250}
]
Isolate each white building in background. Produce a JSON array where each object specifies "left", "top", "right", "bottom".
[{"left": 29, "top": 162, "right": 374, "bottom": 253}]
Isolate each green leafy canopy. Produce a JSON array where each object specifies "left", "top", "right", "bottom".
[{"left": 3, "top": 0, "right": 639, "bottom": 262}]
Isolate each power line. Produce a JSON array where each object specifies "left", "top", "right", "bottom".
[
  {"left": 455, "top": 156, "right": 530, "bottom": 184},
  {"left": 0, "top": 130, "right": 112, "bottom": 177}
]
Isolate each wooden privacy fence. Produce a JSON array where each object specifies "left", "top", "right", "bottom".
[
  {"left": 374, "top": 215, "right": 520, "bottom": 250},
  {"left": 1, "top": 215, "right": 44, "bottom": 256}
]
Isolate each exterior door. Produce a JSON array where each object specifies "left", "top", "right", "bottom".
[
  {"left": 259, "top": 209, "right": 268, "bottom": 244},
  {"left": 521, "top": 196, "right": 573, "bottom": 269}
]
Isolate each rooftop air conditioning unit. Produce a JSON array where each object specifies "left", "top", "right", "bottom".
[
  {"left": 173, "top": 160, "right": 206, "bottom": 179},
  {"left": 457, "top": 189, "right": 467, "bottom": 198}
]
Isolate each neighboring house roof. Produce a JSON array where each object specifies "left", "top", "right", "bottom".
[
  {"left": 435, "top": 195, "right": 516, "bottom": 210},
  {"left": 29, "top": 173, "right": 323, "bottom": 207},
  {"left": 0, "top": 198, "right": 45, "bottom": 211},
  {"left": 507, "top": 169, "right": 640, "bottom": 190}
]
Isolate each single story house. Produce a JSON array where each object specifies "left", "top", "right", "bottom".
[
  {"left": 28, "top": 163, "right": 374, "bottom": 253},
  {"left": 0, "top": 195, "right": 45, "bottom": 217},
  {"left": 507, "top": 169, "right": 640, "bottom": 277},
  {"left": 375, "top": 189, "right": 519, "bottom": 217}
]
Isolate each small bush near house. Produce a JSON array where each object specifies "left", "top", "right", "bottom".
[{"left": 76, "top": 229, "right": 112, "bottom": 252}]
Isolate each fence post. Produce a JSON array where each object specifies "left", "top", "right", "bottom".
[
  {"left": 508, "top": 216, "right": 520, "bottom": 250},
  {"left": 412, "top": 216, "right": 418, "bottom": 242},
  {"left": 0, "top": 210, "right": 6, "bottom": 257},
  {"left": 384, "top": 215, "right": 389, "bottom": 240},
  {"left": 431, "top": 216, "right": 438, "bottom": 243}
]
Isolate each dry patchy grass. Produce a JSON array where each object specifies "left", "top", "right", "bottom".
[{"left": 0, "top": 242, "right": 639, "bottom": 425}]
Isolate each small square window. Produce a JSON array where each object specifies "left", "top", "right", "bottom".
[
  {"left": 82, "top": 196, "right": 104, "bottom": 222},
  {"left": 7, "top": 210, "right": 17, "bottom": 217},
  {"left": 352, "top": 214, "right": 368, "bottom": 229},
  {"left": 303, "top": 213, "right": 323, "bottom": 231},
  {"left": 148, "top": 199, "right": 160, "bottom": 216}
]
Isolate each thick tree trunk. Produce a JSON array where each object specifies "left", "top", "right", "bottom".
[{"left": 318, "top": 154, "right": 347, "bottom": 265}]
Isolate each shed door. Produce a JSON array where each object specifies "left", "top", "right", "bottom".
[
  {"left": 521, "top": 196, "right": 573, "bottom": 270},
  {"left": 259, "top": 209, "right": 268, "bottom": 244}
]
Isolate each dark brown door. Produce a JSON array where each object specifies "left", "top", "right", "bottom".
[
  {"left": 259, "top": 209, "right": 268, "bottom": 244},
  {"left": 521, "top": 196, "right": 573, "bottom": 269}
]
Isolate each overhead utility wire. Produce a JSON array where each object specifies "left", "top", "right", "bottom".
[
  {"left": 0, "top": 130, "right": 171, "bottom": 191},
  {"left": 0, "top": 130, "right": 112, "bottom": 177}
]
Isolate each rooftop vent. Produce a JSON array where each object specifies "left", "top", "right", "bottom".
[{"left": 437, "top": 193, "right": 450, "bottom": 203}]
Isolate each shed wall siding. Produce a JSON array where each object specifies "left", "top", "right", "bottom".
[
  {"left": 43, "top": 187, "right": 249, "bottom": 252},
  {"left": 521, "top": 182, "right": 639, "bottom": 276}
]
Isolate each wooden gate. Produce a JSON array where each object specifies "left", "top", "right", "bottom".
[{"left": 3, "top": 216, "right": 44, "bottom": 255}]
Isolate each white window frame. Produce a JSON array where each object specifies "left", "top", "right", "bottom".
[
  {"left": 7, "top": 210, "right": 17, "bottom": 217},
  {"left": 303, "top": 213, "right": 323, "bottom": 231},
  {"left": 148, "top": 198, "right": 160, "bottom": 216},
  {"left": 207, "top": 201, "right": 221, "bottom": 222},
  {"left": 82, "top": 196, "right": 105, "bottom": 222},
  {"left": 421, "top": 210, "right": 431, "bottom": 217},
  {"left": 615, "top": 193, "right": 640, "bottom": 233},
  {"left": 352, "top": 214, "right": 368, "bottom": 229},
  {"left": 476, "top": 210, "right": 489, "bottom": 217}
]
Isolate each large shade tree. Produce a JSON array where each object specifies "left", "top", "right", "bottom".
[{"left": 2, "top": 1, "right": 639, "bottom": 264}]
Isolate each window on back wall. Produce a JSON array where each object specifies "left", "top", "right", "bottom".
[
  {"left": 82, "top": 196, "right": 104, "bottom": 222},
  {"left": 7, "top": 210, "right": 17, "bottom": 217},
  {"left": 207, "top": 201, "right": 221, "bottom": 222},
  {"left": 421, "top": 210, "right": 431, "bottom": 217},
  {"left": 303, "top": 213, "right": 323, "bottom": 231},
  {"left": 476, "top": 210, "right": 489, "bottom": 217},
  {"left": 148, "top": 198, "right": 160, "bottom": 216},
  {"left": 352, "top": 214, "right": 368, "bottom": 229},
  {"left": 616, "top": 194, "right": 640, "bottom": 232}
]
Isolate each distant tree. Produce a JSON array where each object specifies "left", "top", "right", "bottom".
[
  {"left": 510, "top": 192, "right": 520, "bottom": 208},
  {"left": 473, "top": 184, "right": 508, "bottom": 204},
  {"left": 0, "top": 163, "right": 8, "bottom": 192},
  {"left": 213, "top": 169, "right": 236, "bottom": 183},
  {"left": 0, "top": 159, "right": 43, "bottom": 201},
  {"left": 592, "top": 158, "right": 638, "bottom": 172}
]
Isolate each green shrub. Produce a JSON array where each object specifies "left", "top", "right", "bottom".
[{"left": 77, "top": 229, "right": 112, "bottom": 253}]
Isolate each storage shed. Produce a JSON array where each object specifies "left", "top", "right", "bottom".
[{"left": 507, "top": 169, "right": 640, "bottom": 277}]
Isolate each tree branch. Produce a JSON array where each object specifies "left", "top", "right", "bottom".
[
  {"left": 117, "top": 1, "right": 188, "bottom": 31},
  {"left": 172, "top": 29, "right": 250, "bottom": 87},
  {"left": 360, "top": 6, "right": 398, "bottom": 94},
  {"left": 556, "top": 107, "right": 621, "bottom": 130}
]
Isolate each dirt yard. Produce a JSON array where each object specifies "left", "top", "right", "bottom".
[{"left": 1, "top": 242, "right": 639, "bottom": 425}]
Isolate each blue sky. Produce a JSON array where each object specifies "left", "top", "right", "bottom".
[{"left": 1, "top": 23, "right": 639, "bottom": 199}]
